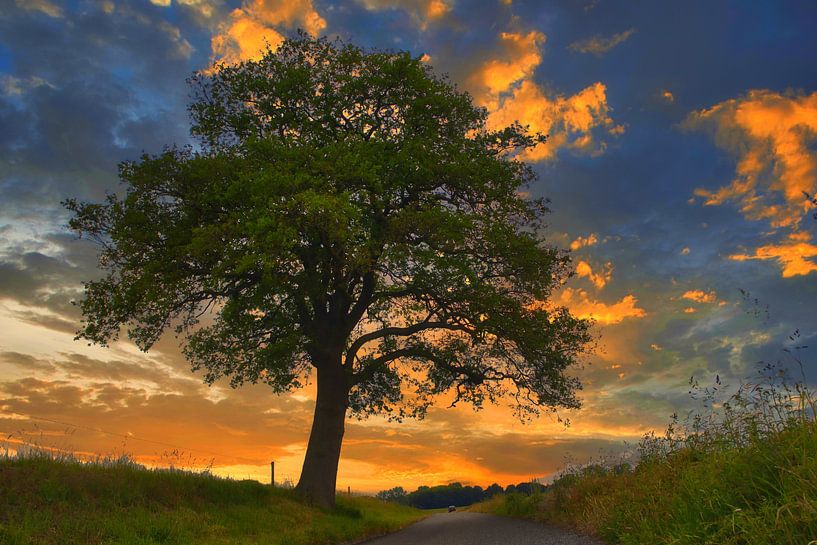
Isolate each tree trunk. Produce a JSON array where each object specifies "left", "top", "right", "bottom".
[{"left": 295, "top": 363, "right": 348, "bottom": 508}]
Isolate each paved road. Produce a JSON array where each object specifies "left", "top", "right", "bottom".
[{"left": 364, "top": 512, "right": 603, "bottom": 545}]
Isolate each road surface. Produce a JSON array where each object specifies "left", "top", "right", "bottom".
[{"left": 363, "top": 511, "right": 603, "bottom": 545}]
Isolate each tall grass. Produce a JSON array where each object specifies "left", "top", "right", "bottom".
[
  {"left": 478, "top": 342, "right": 817, "bottom": 544},
  {"left": 0, "top": 447, "right": 423, "bottom": 545}
]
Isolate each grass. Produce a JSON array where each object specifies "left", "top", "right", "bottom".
[
  {"left": 476, "top": 354, "right": 817, "bottom": 545},
  {"left": 0, "top": 452, "right": 424, "bottom": 545}
]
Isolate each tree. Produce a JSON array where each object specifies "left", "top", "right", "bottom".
[
  {"left": 485, "top": 483, "right": 504, "bottom": 497},
  {"left": 375, "top": 486, "right": 407, "bottom": 503},
  {"left": 65, "top": 33, "right": 590, "bottom": 508},
  {"left": 401, "top": 482, "right": 486, "bottom": 509}
]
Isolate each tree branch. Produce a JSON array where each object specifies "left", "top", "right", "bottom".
[
  {"left": 344, "top": 319, "right": 471, "bottom": 369},
  {"left": 351, "top": 345, "right": 438, "bottom": 384}
]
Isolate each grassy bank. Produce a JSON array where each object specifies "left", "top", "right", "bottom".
[
  {"left": 476, "top": 362, "right": 817, "bottom": 544},
  {"left": 0, "top": 454, "right": 424, "bottom": 545}
]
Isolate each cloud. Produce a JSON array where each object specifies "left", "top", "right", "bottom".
[
  {"left": 685, "top": 89, "right": 817, "bottom": 277},
  {"left": 570, "top": 233, "right": 599, "bottom": 251},
  {"left": 487, "top": 80, "right": 621, "bottom": 161},
  {"left": 4, "top": 0, "right": 814, "bottom": 497},
  {"left": 466, "top": 30, "right": 544, "bottom": 109},
  {"left": 685, "top": 89, "right": 817, "bottom": 230},
  {"left": 0, "top": 351, "right": 55, "bottom": 373},
  {"left": 209, "top": 0, "right": 326, "bottom": 66},
  {"left": 0, "top": 1, "right": 194, "bottom": 222},
  {"left": 0, "top": 232, "right": 104, "bottom": 322},
  {"left": 569, "top": 28, "right": 635, "bottom": 56},
  {"left": 556, "top": 288, "right": 646, "bottom": 325},
  {"left": 0, "top": 254, "right": 81, "bottom": 319},
  {"left": 149, "top": 0, "right": 223, "bottom": 23},
  {"left": 576, "top": 260, "right": 612, "bottom": 290},
  {"left": 437, "top": 26, "right": 621, "bottom": 162},
  {"left": 0, "top": 375, "right": 315, "bottom": 471},
  {"left": 14, "top": 0, "right": 63, "bottom": 18},
  {"left": 729, "top": 234, "right": 817, "bottom": 278},
  {"left": 681, "top": 289, "right": 718, "bottom": 303},
  {"left": 0, "top": 349, "right": 644, "bottom": 490},
  {"left": 356, "top": 0, "right": 452, "bottom": 29}
]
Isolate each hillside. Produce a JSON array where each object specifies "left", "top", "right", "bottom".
[
  {"left": 0, "top": 455, "right": 423, "bottom": 545},
  {"left": 475, "top": 372, "right": 817, "bottom": 545}
]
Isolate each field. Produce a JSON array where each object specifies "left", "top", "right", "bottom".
[
  {"left": 476, "top": 364, "right": 817, "bottom": 544},
  {"left": 0, "top": 454, "right": 424, "bottom": 545}
]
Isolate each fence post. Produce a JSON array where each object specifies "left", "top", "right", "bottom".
[
  {"left": 270, "top": 461, "right": 275, "bottom": 487},
  {"left": 348, "top": 486, "right": 351, "bottom": 495}
]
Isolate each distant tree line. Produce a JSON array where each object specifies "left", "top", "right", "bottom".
[{"left": 375, "top": 481, "right": 547, "bottom": 509}]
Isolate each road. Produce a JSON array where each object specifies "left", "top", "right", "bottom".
[{"left": 363, "top": 511, "right": 603, "bottom": 545}]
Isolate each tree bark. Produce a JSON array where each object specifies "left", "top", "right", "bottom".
[{"left": 295, "top": 363, "right": 349, "bottom": 508}]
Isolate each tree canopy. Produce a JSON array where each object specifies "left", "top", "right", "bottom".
[
  {"left": 66, "top": 33, "right": 590, "bottom": 506},
  {"left": 376, "top": 481, "right": 537, "bottom": 509}
]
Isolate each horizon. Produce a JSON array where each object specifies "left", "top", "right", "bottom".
[{"left": 1, "top": 0, "right": 816, "bottom": 495}]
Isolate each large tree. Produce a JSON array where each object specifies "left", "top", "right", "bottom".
[{"left": 66, "top": 34, "right": 590, "bottom": 507}]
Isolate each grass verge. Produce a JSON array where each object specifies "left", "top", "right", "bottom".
[
  {"left": 476, "top": 354, "right": 817, "bottom": 544},
  {"left": 0, "top": 454, "right": 424, "bottom": 545}
]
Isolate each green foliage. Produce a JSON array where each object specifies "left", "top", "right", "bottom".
[
  {"left": 402, "top": 482, "right": 486, "bottom": 509},
  {"left": 475, "top": 492, "right": 540, "bottom": 518},
  {"left": 376, "top": 486, "right": 407, "bottom": 503},
  {"left": 65, "top": 32, "right": 589, "bottom": 420},
  {"left": 0, "top": 454, "right": 423, "bottom": 545},
  {"left": 378, "top": 480, "right": 542, "bottom": 509},
  {"left": 478, "top": 354, "right": 817, "bottom": 544}
]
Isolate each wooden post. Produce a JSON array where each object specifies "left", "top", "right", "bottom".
[
  {"left": 347, "top": 486, "right": 351, "bottom": 496},
  {"left": 270, "top": 461, "right": 275, "bottom": 487}
]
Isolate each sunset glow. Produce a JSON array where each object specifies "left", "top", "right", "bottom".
[{"left": 1, "top": 0, "right": 816, "bottom": 495}]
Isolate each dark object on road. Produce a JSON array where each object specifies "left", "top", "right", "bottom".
[{"left": 448, "top": 505, "right": 456, "bottom": 512}]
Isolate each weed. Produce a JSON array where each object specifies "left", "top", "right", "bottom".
[
  {"left": 0, "top": 449, "right": 424, "bottom": 545},
  {"left": 480, "top": 332, "right": 817, "bottom": 545}
]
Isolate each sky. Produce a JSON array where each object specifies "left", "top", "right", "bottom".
[{"left": 1, "top": 0, "right": 817, "bottom": 492}]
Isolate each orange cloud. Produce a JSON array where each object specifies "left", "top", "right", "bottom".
[
  {"left": 467, "top": 31, "right": 545, "bottom": 108},
  {"left": 0, "top": 353, "right": 639, "bottom": 492},
  {"left": 685, "top": 89, "right": 817, "bottom": 229},
  {"left": 729, "top": 235, "right": 817, "bottom": 278},
  {"left": 569, "top": 28, "right": 635, "bottom": 56},
  {"left": 457, "top": 27, "right": 620, "bottom": 162},
  {"left": 685, "top": 90, "right": 817, "bottom": 277},
  {"left": 488, "top": 80, "right": 621, "bottom": 161},
  {"left": 570, "top": 233, "right": 599, "bottom": 251},
  {"left": 681, "top": 289, "right": 718, "bottom": 303},
  {"left": 556, "top": 288, "right": 646, "bottom": 325},
  {"left": 576, "top": 260, "right": 612, "bottom": 290},
  {"left": 210, "top": 0, "right": 326, "bottom": 66},
  {"left": 356, "top": 0, "right": 451, "bottom": 29}
]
